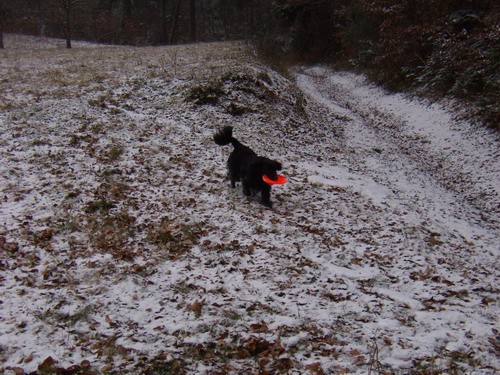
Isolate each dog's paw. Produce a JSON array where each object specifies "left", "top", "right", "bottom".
[{"left": 262, "top": 201, "right": 273, "bottom": 209}]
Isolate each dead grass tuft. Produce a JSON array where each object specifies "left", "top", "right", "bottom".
[{"left": 150, "top": 218, "right": 207, "bottom": 259}]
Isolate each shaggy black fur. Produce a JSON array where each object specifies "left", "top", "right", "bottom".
[{"left": 214, "top": 126, "right": 282, "bottom": 208}]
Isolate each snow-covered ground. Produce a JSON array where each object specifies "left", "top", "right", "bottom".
[{"left": 0, "top": 35, "right": 498, "bottom": 374}]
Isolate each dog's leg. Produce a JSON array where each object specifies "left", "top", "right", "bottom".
[
  {"left": 242, "top": 181, "right": 251, "bottom": 196},
  {"left": 229, "top": 173, "right": 236, "bottom": 188},
  {"left": 261, "top": 186, "right": 272, "bottom": 208}
]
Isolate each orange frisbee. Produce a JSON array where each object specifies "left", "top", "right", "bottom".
[{"left": 263, "top": 174, "right": 287, "bottom": 185}]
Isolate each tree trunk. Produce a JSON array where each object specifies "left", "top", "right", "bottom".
[
  {"left": 37, "top": 0, "right": 45, "bottom": 36},
  {"left": 169, "top": 0, "right": 181, "bottom": 44},
  {"left": 190, "top": 0, "right": 196, "bottom": 42},
  {"left": 0, "top": 4, "right": 5, "bottom": 48},
  {"left": 160, "top": 0, "right": 168, "bottom": 44},
  {"left": 0, "top": 8, "right": 3, "bottom": 49},
  {"left": 64, "top": 5, "right": 72, "bottom": 48},
  {"left": 120, "top": 0, "right": 133, "bottom": 42},
  {"left": 247, "top": 0, "right": 254, "bottom": 38},
  {"left": 220, "top": 0, "right": 229, "bottom": 40}
]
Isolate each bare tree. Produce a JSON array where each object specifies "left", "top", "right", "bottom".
[
  {"left": 169, "top": 0, "right": 181, "bottom": 44},
  {"left": 0, "top": 5, "right": 5, "bottom": 49},
  {"left": 160, "top": 0, "right": 168, "bottom": 44},
  {"left": 60, "top": 0, "right": 84, "bottom": 48},
  {"left": 120, "top": 0, "right": 133, "bottom": 39},
  {"left": 36, "top": 0, "right": 46, "bottom": 36},
  {"left": 190, "top": 0, "right": 196, "bottom": 42}
]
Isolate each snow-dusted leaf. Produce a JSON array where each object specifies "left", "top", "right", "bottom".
[{"left": 187, "top": 298, "right": 205, "bottom": 317}]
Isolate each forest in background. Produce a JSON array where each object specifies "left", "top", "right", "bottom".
[{"left": 1, "top": 0, "right": 498, "bottom": 128}]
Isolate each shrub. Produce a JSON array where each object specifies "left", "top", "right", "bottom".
[{"left": 186, "top": 83, "right": 225, "bottom": 105}]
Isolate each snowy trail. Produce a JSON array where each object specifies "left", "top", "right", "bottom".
[
  {"left": 291, "top": 66, "right": 500, "bottom": 372},
  {"left": 295, "top": 67, "right": 499, "bottom": 253}
]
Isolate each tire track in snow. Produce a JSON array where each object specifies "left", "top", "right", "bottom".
[{"left": 295, "top": 67, "right": 499, "bottom": 253}]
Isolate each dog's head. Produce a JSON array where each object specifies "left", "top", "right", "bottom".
[{"left": 260, "top": 158, "right": 282, "bottom": 181}]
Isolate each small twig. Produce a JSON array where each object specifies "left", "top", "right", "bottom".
[{"left": 368, "top": 337, "right": 382, "bottom": 375}]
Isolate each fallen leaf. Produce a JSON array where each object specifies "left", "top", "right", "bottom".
[
  {"left": 383, "top": 336, "right": 392, "bottom": 346},
  {"left": 306, "top": 362, "right": 324, "bottom": 374},
  {"left": 235, "top": 348, "right": 251, "bottom": 359},
  {"left": 243, "top": 337, "right": 271, "bottom": 356},
  {"left": 187, "top": 298, "right": 205, "bottom": 317},
  {"left": 38, "top": 356, "right": 56, "bottom": 372},
  {"left": 102, "top": 364, "right": 113, "bottom": 372},
  {"left": 250, "top": 322, "right": 269, "bottom": 333},
  {"left": 63, "top": 364, "right": 82, "bottom": 374},
  {"left": 105, "top": 315, "right": 117, "bottom": 327},
  {"left": 322, "top": 292, "right": 347, "bottom": 302},
  {"left": 349, "top": 349, "right": 360, "bottom": 356},
  {"left": 274, "top": 357, "right": 293, "bottom": 372}
]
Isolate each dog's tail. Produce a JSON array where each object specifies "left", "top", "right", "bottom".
[{"left": 214, "top": 126, "right": 239, "bottom": 147}]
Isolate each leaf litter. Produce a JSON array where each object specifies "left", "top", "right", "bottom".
[{"left": 0, "top": 34, "right": 498, "bottom": 374}]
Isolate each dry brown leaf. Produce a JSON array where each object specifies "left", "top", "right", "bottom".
[
  {"left": 349, "top": 349, "right": 360, "bottom": 356},
  {"left": 322, "top": 292, "right": 347, "bottom": 302},
  {"left": 105, "top": 315, "right": 117, "bottom": 327},
  {"left": 102, "top": 364, "right": 113, "bottom": 372},
  {"left": 38, "top": 356, "right": 56, "bottom": 372},
  {"left": 306, "top": 362, "right": 324, "bottom": 374},
  {"left": 250, "top": 322, "right": 269, "bottom": 333},
  {"left": 187, "top": 298, "right": 205, "bottom": 317},
  {"left": 235, "top": 348, "right": 251, "bottom": 359}
]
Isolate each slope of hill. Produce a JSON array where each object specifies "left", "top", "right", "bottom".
[{"left": 0, "top": 34, "right": 498, "bottom": 374}]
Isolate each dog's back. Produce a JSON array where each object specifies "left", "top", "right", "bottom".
[{"left": 214, "top": 126, "right": 281, "bottom": 207}]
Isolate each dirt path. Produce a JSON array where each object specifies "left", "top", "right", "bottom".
[
  {"left": 290, "top": 66, "right": 500, "bottom": 372},
  {"left": 296, "top": 66, "right": 499, "bottom": 251}
]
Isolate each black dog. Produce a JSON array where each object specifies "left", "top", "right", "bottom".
[{"left": 214, "top": 126, "right": 282, "bottom": 208}]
